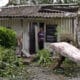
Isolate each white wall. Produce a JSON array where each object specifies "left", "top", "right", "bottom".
[{"left": 22, "top": 19, "right": 29, "bottom": 52}]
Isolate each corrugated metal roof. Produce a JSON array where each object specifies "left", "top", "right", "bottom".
[{"left": 0, "top": 5, "right": 78, "bottom": 18}]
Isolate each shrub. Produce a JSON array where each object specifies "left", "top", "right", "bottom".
[
  {"left": 0, "top": 27, "right": 17, "bottom": 48},
  {"left": 0, "top": 47, "right": 23, "bottom": 77},
  {"left": 36, "top": 49, "right": 52, "bottom": 66},
  {"left": 60, "top": 33, "right": 74, "bottom": 42},
  {"left": 56, "top": 26, "right": 77, "bottom": 46},
  {"left": 59, "top": 33, "right": 78, "bottom": 47}
]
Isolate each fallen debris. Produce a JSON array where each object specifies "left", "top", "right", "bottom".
[{"left": 50, "top": 42, "right": 80, "bottom": 63}]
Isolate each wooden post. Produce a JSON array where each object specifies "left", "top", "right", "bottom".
[
  {"left": 35, "top": 23, "right": 38, "bottom": 52},
  {"left": 74, "top": 16, "right": 79, "bottom": 47},
  {"left": 75, "top": 15, "right": 79, "bottom": 47}
]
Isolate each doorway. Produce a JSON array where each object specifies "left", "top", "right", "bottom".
[
  {"left": 38, "top": 23, "right": 44, "bottom": 50},
  {"left": 29, "top": 22, "right": 44, "bottom": 54},
  {"left": 29, "top": 23, "right": 36, "bottom": 54}
]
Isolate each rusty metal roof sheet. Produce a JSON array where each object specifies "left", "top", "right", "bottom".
[{"left": 0, "top": 5, "right": 78, "bottom": 18}]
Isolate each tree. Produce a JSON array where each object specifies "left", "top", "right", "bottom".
[
  {"left": 63, "top": 0, "right": 75, "bottom": 3},
  {"left": 9, "top": 0, "right": 54, "bottom": 5},
  {"left": 9, "top": 0, "right": 80, "bottom": 5},
  {"left": 9, "top": 0, "right": 28, "bottom": 5},
  {"left": 56, "top": 0, "right": 62, "bottom": 3},
  {"left": 75, "top": 0, "right": 80, "bottom": 5},
  {"left": 37, "top": 0, "right": 53, "bottom": 4}
]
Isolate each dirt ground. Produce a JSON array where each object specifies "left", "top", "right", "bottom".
[{"left": 26, "top": 63, "right": 80, "bottom": 80}]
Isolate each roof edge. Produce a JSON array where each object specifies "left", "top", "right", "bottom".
[{"left": 1, "top": 3, "right": 79, "bottom": 9}]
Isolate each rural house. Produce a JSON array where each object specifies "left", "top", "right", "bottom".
[{"left": 0, "top": 4, "right": 80, "bottom": 54}]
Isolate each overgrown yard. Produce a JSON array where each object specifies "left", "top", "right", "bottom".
[
  {"left": 0, "top": 47, "right": 29, "bottom": 80},
  {"left": 0, "top": 27, "right": 80, "bottom": 80},
  {"left": 22, "top": 60, "right": 80, "bottom": 80},
  {"left": 0, "top": 48, "right": 80, "bottom": 80},
  {"left": 0, "top": 27, "right": 29, "bottom": 80},
  {"left": 23, "top": 50, "right": 80, "bottom": 80}
]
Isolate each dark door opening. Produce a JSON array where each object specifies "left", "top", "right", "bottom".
[
  {"left": 29, "top": 23, "right": 36, "bottom": 54},
  {"left": 38, "top": 23, "right": 44, "bottom": 50}
]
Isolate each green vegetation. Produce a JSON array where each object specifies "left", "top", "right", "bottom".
[
  {"left": 0, "top": 47, "right": 29, "bottom": 80},
  {"left": 9, "top": 0, "right": 80, "bottom": 5},
  {"left": 0, "top": 27, "right": 28, "bottom": 79},
  {"left": 53, "top": 58, "right": 80, "bottom": 77},
  {"left": 37, "top": 0, "right": 52, "bottom": 4},
  {"left": 0, "top": 27, "right": 17, "bottom": 48},
  {"left": 60, "top": 33, "right": 75, "bottom": 44},
  {"left": 36, "top": 49, "right": 53, "bottom": 67},
  {"left": 0, "top": 47, "right": 23, "bottom": 77},
  {"left": 56, "top": 26, "right": 76, "bottom": 44}
]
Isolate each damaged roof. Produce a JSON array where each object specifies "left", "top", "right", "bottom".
[{"left": 0, "top": 4, "right": 79, "bottom": 18}]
